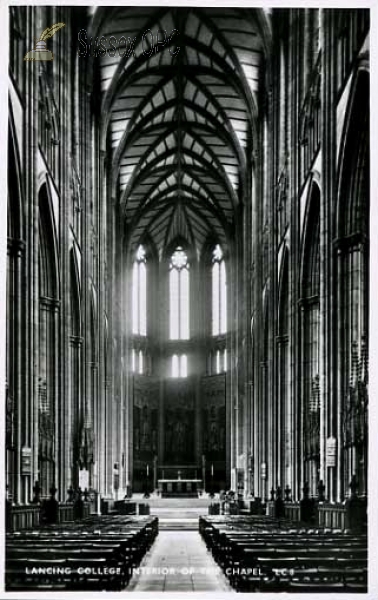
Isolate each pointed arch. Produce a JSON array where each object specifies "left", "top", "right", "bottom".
[
  {"left": 278, "top": 246, "right": 289, "bottom": 337},
  {"left": 336, "top": 67, "right": 369, "bottom": 497},
  {"left": 301, "top": 179, "right": 320, "bottom": 299},
  {"left": 256, "top": 282, "right": 270, "bottom": 498},
  {"left": 132, "top": 243, "right": 147, "bottom": 336},
  {"left": 8, "top": 107, "right": 24, "bottom": 241},
  {"left": 277, "top": 246, "right": 290, "bottom": 490},
  {"left": 70, "top": 245, "right": 81, "bottom": 337},
  {"left": 39, "top": 183, "right": 59, "bottom": 299},
  {"left": 130, "top": 233, "right": 159, "bottom": 266},
  {"left": 202, "top": 237, "right": 228, "bottom": 372},
  {"left": 211, "top": 243, "right": 227, "bottom": 337},
  {"left": 300, "top": 179, "right": 321, "bottom": 496},
  {"left": 90, "top": 285, "right": 98, "bottom": 364},
  {"left": 336, "top": 68, "right": 369, "bottom": 240},
  {"left": 6, "top": 111, "right": 25, "bottom": 502},
  {"left": 38, "top": 182, "right": 60, "bottom": 496},
  {"left": 168, "top": 242, "right": 190, "bottom": 341}
]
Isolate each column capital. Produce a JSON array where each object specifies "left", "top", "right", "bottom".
[
  {"left": 298, "top": 295, "right": 319, "bottom": 309},
  {"left": 70, "top": 335, "right": 83, "bottom": 347},
  {"left": 333, "top": 232, "right": 367, "bottom": 253},
  {"left": 7, "top": 237, "right": 26, "bottom": 256},
  {"left": 276, "top": 334, "right": 289, "bottom": 346},
  {"left": 40, "top": 296, "right": 60, "bottom": 310}
]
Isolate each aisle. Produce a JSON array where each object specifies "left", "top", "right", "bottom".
[{"left": 127, "top": 531, "right": 234, "bottom": 592}]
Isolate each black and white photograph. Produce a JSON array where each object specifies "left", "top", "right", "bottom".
[{"left": 2, "top": 1, "right": 376, "bottom": 596}]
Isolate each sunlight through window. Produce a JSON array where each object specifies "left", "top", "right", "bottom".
[
  {"left": 212, "top": 244, "right": 227, "bottom": 335},
  {"left": 169, "top": 246, "right": 190, "bottom": 340},
  {"left": 132, "top": 245, "right": 147, "bottom": 335}
]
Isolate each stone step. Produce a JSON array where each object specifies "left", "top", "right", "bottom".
[
  {"left": 147, "top": 499, "right": 211, "bottom": 508},
  {"left": 151, "top": 510, "right": 207, "bottom": 517},
  {"left": 158, "top": 518, "right": 199, "bottom": 531}
]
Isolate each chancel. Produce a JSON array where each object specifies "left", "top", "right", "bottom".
[{"left": 5, "top": 4, "right": 370, "bottom": 593}]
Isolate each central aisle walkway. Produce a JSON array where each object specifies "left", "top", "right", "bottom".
[{"left": 127, "top": 531, "right": 234, "bottom": 592}]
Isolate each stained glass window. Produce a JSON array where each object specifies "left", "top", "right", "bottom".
[
  {"left": 132, "top": 245, "right": 147, "bottom": 335},
  {"left": 212, "top": 244, "right": 227, "bottom": 335},
  {"left": 169, "top": 246, "right": 189, "bottom": 339},
  {"left": 172, "top": 354, "right": 187, "bottom": 378}
]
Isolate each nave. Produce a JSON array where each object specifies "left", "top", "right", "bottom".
[
  {"left": 6, "top": 5, "right": 371, "bottom": 594},
  {"left": 127, "top": 531, "right": 232, "bottom": 592}
]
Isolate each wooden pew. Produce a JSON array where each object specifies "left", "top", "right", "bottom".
[
  {"left": 6, "top": 515, "right": 159, "bottom": 591},
  {"left": 199, "top": 516, "right": 368, "bottom": 593}
]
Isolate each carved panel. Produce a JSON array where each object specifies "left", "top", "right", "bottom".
[
  {"left": 6, "top": 388, "right": 14, "bottom": 449},
  {"left": 304, "top": 374, "right": 320, "bottom": 458},
  {"left": 133, "top": 375, "right": 159, "bottom": 461},
  {"left": 202, "top": 374, "right": 226, "bottom": 462},
  {"left": 343, "top": 340, "right": 368, "bottom": 449},
  {"left": 164, "top": 379, "right": 195, "bottom": 464}
]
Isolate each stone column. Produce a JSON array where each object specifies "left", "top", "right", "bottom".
[
  {"left": 69, "top": 334, "right": 83, "bottom": 489},
  {"left": 15, "top": 240, "right": 26, "bottom": 503},
  {"left": 89, "top": 362, "right": 98, "bottom": 490},
  {"left": 335, "top": 242, "right": 344, "bottom": 501},
  {"left": 195, "top": 372, "right": 202, "bottom": 467},
  {"left": 26, "top": 7, "right": 40, "bottom": 508},
  {"left": 158, "top": 377, "right": 165, "bottom": 468},
  {"left": 193, "top": 260, "right": 203, "bottom": 467},
  {"left": 245, "top": 382, "right": 253, "bottom": 497},
  {"left": 51, "top": 299, "right": 60, "bottom": 497},
  {"left": 104, "top": 376, "right": 112, "bottom": 496},
  {"left": 97, "top": 150, "right": 107, "bottom": 497},
  {"left": 320, "top": 9, "right": 337, "bottom": 502},
  {"left": 276, "top": 335, "right": 287, "bottom": 491},
  {"left": 259, "top": 361, "right": 267, "bottom": 500},
  {"left": 298, "top": 300, "right": 306, "bottom": 501}
]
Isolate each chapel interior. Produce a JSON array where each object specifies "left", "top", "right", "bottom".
[{"left": 5, "top": 5, "right": 370, "bottom": 593}]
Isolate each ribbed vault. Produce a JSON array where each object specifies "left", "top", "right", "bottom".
[{"left": 90, "top": 7, "right": 270, "bottom": 254}]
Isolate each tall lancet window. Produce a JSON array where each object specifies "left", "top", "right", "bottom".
[
  {"left": 171, "top": 354, "right": 187, "bottom": 378},
  {"left": 132, "top": 245, "right": 147, "bottom": 335},
  {"left": 169, "top": 246, "right": 189, "bottom": 340},
  {"left": 212, "top": 244, "right": 227, "bottom": 335}
]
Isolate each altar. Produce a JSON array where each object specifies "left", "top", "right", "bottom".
[{"left": 158, "top": 479, "right": 202, "bottom": 497}]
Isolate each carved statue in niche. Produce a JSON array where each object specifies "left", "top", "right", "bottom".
[
  {"left": 305, "top": 374, "right": 320, "bottom": 457},
  {"left": 209, "top": 422, "right": 218, "bottom": 451},
  {"left": 151, "top": 409, "right": 158, "bottom": 453},
  {"left": 342, "top": 340, "right": 368, "bottom": 449},
  {"left": 218, "top": 406, "right": 226, "bottom": 452},
  {"left": 175, "top": 417, "right": 186, "bottom": 454},
  {"left": 141, "top": 405, "right": 150, "bottom": 451},
  {"left": 174, "top": 408, "right": 189, "bottom": 457},
  {"left": 165, "top": 412, "right": 175, "bottom": 457},
  {"left": 203, "top": 399, "right": 226, "bottom": 459},
  {"left": 152, "top": 428, "right": 157, "bottom": 453},
  {"left": 165, "top": 406, "right": 193, "bottom": 462},
  {"left": 134, "top": 406, "right": 140, "bottom": 452},
  {"left": 6, "top": 386, "right": 14, "bottom": 449},
  {"left": 209, "top": 407, "right": 218, "bottom": 451},
  {"left": 202, "top": 409, "right": 208, "bottom": 453}
]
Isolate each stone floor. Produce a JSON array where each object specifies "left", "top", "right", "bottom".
[
  {"left": 134, "top": 493, "right": 216, "bottom": 529},
  {"left": 127, "top": 531, "right": 234, "bottom": 592}
]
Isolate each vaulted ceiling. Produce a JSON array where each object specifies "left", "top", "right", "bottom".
[{"left": 90, "top": 7, "right": 270, "bottom": 256}]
